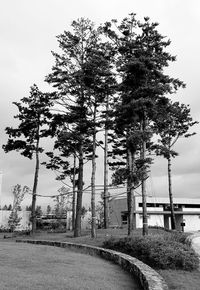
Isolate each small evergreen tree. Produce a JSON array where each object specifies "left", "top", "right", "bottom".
[
  {"left": 8, "top": 184, "right": 29, "bottom": 232},
  {"left": 35, "top": 206, "right": 43, "bottom": 218},
  {"left": 26, "top": 205, "right": 32, "bottom": 211},
  {"left": 7, "top": 204, "right": 12, "bottom": 210},
  {"left": 46, "top": 205, "right": 52, "bottom": 215},
  {"left": 8, "top": 211, "right": 21, "bottom": 232}
]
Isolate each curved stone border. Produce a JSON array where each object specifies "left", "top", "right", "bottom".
[{"left": 16, "top": 239, "right": 168, "bottom": 290}]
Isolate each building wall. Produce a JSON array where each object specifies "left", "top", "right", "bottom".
[
  {"left": 184, "top": 215, "right": 200, "bottom": 232},
  {"left": 182, "top": 208, "right": 200, "bottom": 212},
  {"left": 137, "top": 207, "right": 164, "bottom": 212},
  {"left": 109, "top": 197, "right": 127, "bottom": 227},
  {"left": 109, "top": 196, "right": 200, "bottom": 232},
  {"left": 136, "top": 213, "right": 164, "bottom": 228},
  {"left": 0, "top": 210, "right": 31, "bottom": 230}
]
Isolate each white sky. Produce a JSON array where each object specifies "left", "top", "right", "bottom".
[{"left": 0, "top": 0, "right": 200, "bottom": 209}]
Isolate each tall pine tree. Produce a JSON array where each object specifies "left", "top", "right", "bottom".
[
  {"left": 103, "top": 13, "right": 185, "bottom": 235},
  {"left": 3, "top": 85, "right": 53, "bottom": 233},
  {"left": 46, "top": 19, "right": 108, "bottom": 237},
  {"left": 153, "top": 98, "right": 198, "bottom": 229}
]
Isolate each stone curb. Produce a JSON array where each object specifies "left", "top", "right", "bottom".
[{"left": 16, "top": 239, "right": 168, "bottom": 290}]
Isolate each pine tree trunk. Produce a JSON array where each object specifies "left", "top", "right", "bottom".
[
  {"left": 66, "top": 210, "right": 68, "bottom": 232},
  {"left": 141, "top": 175, "right": 148, "bottom": 236},
  {"left": 127, "top": 186, "right": 134, "bottom": 235},
  {"left": 74, "top": 143, "right": 84, "bottom": 237},
  {"left": 74, "top": 80, "right": 85, "bottom": 237},
  {"left": 72, "top": 154, "right": 76, "bottom": 230},
  {"left": 103, "top": 94, "right": 109, "bottom": 229},
  {"left": 91, "top": 105, "right": 97, "bottom": 238},
  {"left": 131, "top": 152, "right": 136, "bottom": 231},
  {"left": 127, "top": 149, "right": 135, "bottom": 236},
  {"left": 31, "top": 147, "right": 39, "bottom": 234},
  {"left": 168, "top": 155, "right": 176, "bottom": 230},
  {"left": 141, "top": 117, "right": 148, "bottom": 236}
]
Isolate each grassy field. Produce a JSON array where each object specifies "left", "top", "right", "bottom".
[
  {"left": 13, "top": 227, "right": 167, "bottom": 246},
  {"left": 0, "top": 241, "right": 141, "bottom": 290},
  {"left": 1, "top": 228, "right": 200, "bottom": 290},
  {"left": 158, "top": 269, "right": 200, "bottom": 290}
]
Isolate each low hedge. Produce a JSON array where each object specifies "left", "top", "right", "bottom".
[
  {"left": 163, "top": 231, "right": 191, "bottom": 246},
  {"left": 103, "top": 233, "right": 199, "bottom": 271}
]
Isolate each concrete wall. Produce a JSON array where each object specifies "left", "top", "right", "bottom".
[
  {"left": 109, "top": 197, "right": 127, "bottom": 227},
  {"left": 109, "top": 196, "right": 200, "bottom": 232},
  {"left": 81, "top": 211, "right": 91, "bottom": 230},
  {"left": 66, "top": 210, "right": 92, "bottom": 230},
  {"left": 136, "top": 214, "right": 200, "bottom": 232},
  {"left": 184, "top": 215, "right": 200, "bottom": 232},
  {"left": 136, "top": 214, "right": 164, "bottom": 228},
  {"left": 183, "top": 208, "right": 200, "bottom": 212}
]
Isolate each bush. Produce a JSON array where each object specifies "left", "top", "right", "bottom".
[
  {"left": 103, "top": 233, "right": 199, "bottom": 271},
  {"left": 164, "top": 231, "right": 191, "bottom": 246},
  {"left": 36, "top": 219, "right": 66, "bottom": 230}
]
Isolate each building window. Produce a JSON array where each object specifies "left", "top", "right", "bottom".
[
  {"left": 121, "top": 214, "right": 128, "bottom": 225},
  {"left": 138, "top": 203, "right": 161, "bottom": 208},
  {"left": 185, "top": 204, "right": 200, "bottom": 208}
]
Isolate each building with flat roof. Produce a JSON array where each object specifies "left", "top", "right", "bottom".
[{"left": 109, "top": 195, "right": 200, "bottom": 232}]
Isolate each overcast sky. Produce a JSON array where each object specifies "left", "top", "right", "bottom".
[{"left": 0, "top": 0, "right": 200, "bottom": 209}]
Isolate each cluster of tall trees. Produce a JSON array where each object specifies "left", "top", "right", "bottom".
[{"left": 3, "top": 14, "right": 197, "bottom": 237}]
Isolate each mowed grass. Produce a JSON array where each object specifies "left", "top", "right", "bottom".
[
  {"left": 14, "top": 227, "right": 166, "bottom": 246},
  {"left": 12, "top": 228, "right": 200, "bottom": 290},
  {"left": 0, "top": 242, "right": 141, "bottom": 290},
  {"left": 158, "top": 269, "right": 200, "bottom": 290}
]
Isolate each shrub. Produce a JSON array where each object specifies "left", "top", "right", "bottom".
[
  {"left": 103, "top": 234, "right": 199, "bottom": 271},
  {"left": 164, "top": 231, "right": 191, "bottom": 246}
]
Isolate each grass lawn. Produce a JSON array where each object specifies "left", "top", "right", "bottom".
[
  {"left": 0, "top": 241, "right": 141, "bottom": 290},
  {"left": 158, "top": 269, "right": 200, "bottom": 290},
  {"left": 13, "top": 227, "right": 167, "bottom": 246},
  {"left": 1, "top": 228, "right": 200, "bottom": 290}
]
